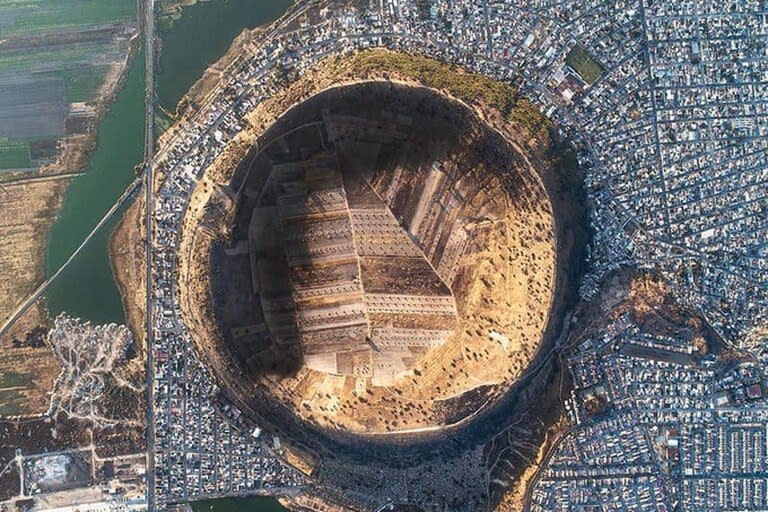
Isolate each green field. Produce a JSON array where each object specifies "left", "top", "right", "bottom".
[
  {"left": 0, "top": 0, "right": 135, "bottom": 35},
  {"left": 0, "top": 140, "right": 32, "bottom": 169},
  {"left": 154, "top": 110, "right": 175, "bottom": 135},
  {"left": 62, "top": 64, "right": 111, "bottom": 103},
  {"left": 0, "top": 371, "right": 36, "bottom": 416},
  {"left": 0, "top": 39, "right": 119, "bottom": 74},
  {"left": 566, "top": 46, "right": 603, "bottom": 85}
]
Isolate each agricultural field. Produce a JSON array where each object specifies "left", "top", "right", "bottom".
[
  {"left": 0, "top": 0, "right": 135, "bottom": 35},
  {"left": 0, "top": 301, "right": 59, "bottom": 418},
  {"left": 0, "top": 2, "right": 138, "bottom": 422},
  {"left": 566, "top": 45, "right": 604, "bottom": 85},
  {"left": 0, "top": 346, "right": 59, "bottom": 417},
  {"left": 0, "top": 76, "right": 66, "bottom": 141},
  {"left": 0, "top": 42, "right": 117, "bottom": 76},
  {"left": 0, "top": 140, "right": 32, "bottom": 170},
  {"left": 61, "top": 64, "right": 112, "bottom": 103},
  {"left": 0, "top": 1, "right": 138, "bottom": 171}
]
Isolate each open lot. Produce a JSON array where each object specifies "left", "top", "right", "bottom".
[
  {"left": 0, "top": 176, "right": 70, "bottom": 323},
  {"left": 23, "top": 449, "right": 93, "bottom": 494},
  {"left": 0, "top": 301, "right": 59, "bottom": 418}
]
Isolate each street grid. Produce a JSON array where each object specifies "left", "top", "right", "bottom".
[{"left": 144, "top": 0, "right": 767, "bottom": 509}]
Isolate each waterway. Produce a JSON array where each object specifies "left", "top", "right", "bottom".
[
  {"left": 44, "top": 50, "right": 146, "bottom": 324},
  {"left": 44, "top": 0, "right": 293, "bottom": 324},
  {"left": 157, "top": 0, "right": 293, "bottom": 111},
  {"left": 43, "top": 1, "right": 292, "bottom": 510}
]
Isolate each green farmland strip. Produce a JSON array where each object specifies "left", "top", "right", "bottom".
[
  {"left": 62, "top": 64, "right": 111, "bottom": 103},
  {"left": 0, "top": 0, "right": 135, "bottom": 36},
  {"left": 0, "top": 42, "right": 112, "bottom": 75},
  {"left": 0, "top": 140, "right": 32, "bottom": 169}
]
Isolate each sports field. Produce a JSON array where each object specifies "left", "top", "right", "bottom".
[{"left": 566, "top": 46, "right": 603, "bottom": 84}]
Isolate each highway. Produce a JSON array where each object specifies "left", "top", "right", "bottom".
[
  {"left": 0, "top": 0, "right": 159, "bottom": 341},
  {"left": 142, "top": 0, "right": 156, "bottom": 508}
]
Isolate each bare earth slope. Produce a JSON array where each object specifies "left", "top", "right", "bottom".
[{"left": 177, "top": 51, "right": 560, "bottom": 436}]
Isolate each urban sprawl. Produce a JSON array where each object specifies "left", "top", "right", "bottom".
[{"left": 146, "top": 0, "right": 768, "bottom": 510}]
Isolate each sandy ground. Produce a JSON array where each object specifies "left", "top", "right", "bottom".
[
  {"left": 172, "top": 51, "right": 560, "bottom": 435},
  {"left": 0, "top": 177, "right": 70, "bottom": 324},
  {"left": 109, "top": 195, "right": 147, "bottom": 351}
]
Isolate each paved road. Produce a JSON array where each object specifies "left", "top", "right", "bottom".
[{"left": 143, "top": 0, "right": 156, "bottom": 507}]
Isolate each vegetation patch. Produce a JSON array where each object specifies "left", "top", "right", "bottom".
[
  {"left": 0, "top": 346, "right": 59, "bottom": 417},
  {"left": 331, "top": 50, "right": 552, "bottom": 139},
  {"left": 0, "top": 176, "right": 70, "bottom": 323},
  {"left": 566, "top": 46, "right": 603, "bottom": 85},
  {"left": 0, "top": 140, "right": 32, "bottom": 169},
  {"left": 62, "top": 64, "right": 111, "bottom": 103},
  {"left": 157, "top": 0, "right": 212, "bottom": 32}
]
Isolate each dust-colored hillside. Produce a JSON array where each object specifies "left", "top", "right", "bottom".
[{"left": 176, "top": 50, "right": 561, "bottom": 435}]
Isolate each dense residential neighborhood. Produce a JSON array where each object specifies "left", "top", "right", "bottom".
[
  {"left": 1, "top": 0, "right": 764, "bottom": 511},
  {"left": 146, "top": 0, "right": 766, "bottom": 509}
]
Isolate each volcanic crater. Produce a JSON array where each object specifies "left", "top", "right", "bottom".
[{"left": 186, "top": 81, "right": 558, "bottom": 434}]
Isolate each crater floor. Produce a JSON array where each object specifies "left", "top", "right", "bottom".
[{"left": 188, "top": 82, "right": 557, "bottom": 434}]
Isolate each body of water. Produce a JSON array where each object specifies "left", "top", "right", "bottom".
[
  {"left": 44, "top": 50, "right": 146, "bottom": 324},
  {"left": 156, "top": 3, "right": 293, "bottom": 508},
  {"left": 45, "top": 0, "right": 293, "bottom": 324},
  {"left": 157, "top": 0, "right": 293, "bottom": 111},
  {"left": 44, "top": 1, "right": 292, "bottom": 510}
]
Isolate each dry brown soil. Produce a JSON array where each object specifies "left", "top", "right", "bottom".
[{"left": 175, "top": 52, "right": 559, "bottom": 434}]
